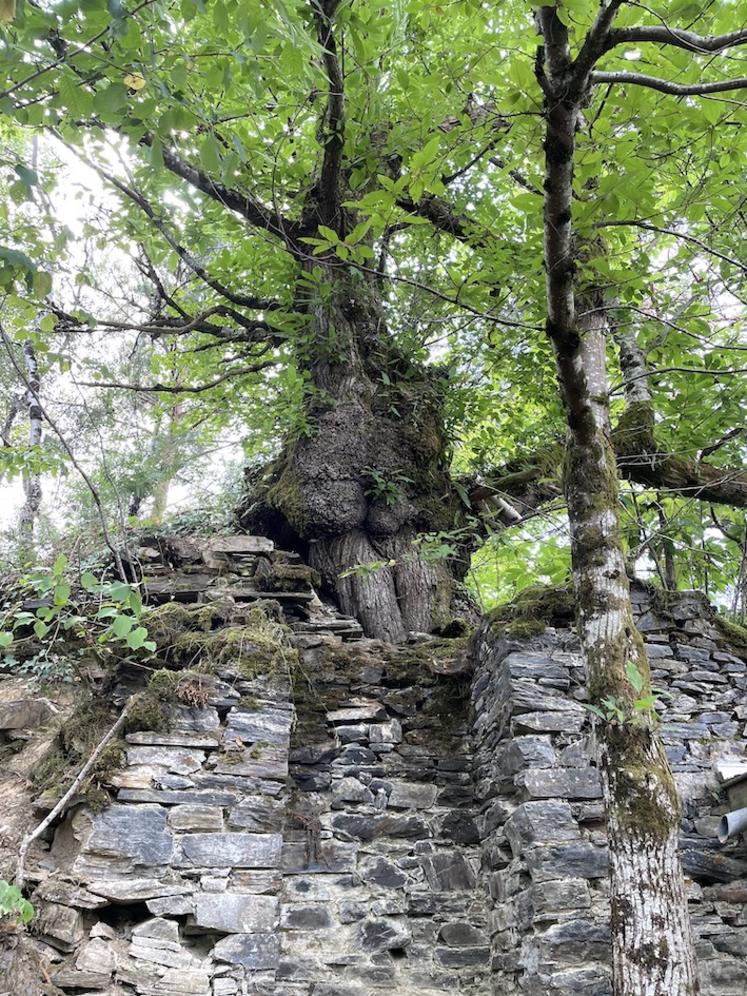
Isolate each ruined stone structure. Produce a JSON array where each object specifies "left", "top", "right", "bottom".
[{"left": 2, "top": 534, "right": 747, "bottom": 995}]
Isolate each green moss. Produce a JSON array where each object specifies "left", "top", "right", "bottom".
[
  {"left": 487, "top": 584, "right": 575, "bottom": 636},
  {"left": 263, "top": 562, "right": 321, "bottom": 592},
  {"left": 264, "top": 451, "right": 310, "bottom": 536},
  {"left": 144, "top": 600, "right": 296, "bottom": 678},
  {"left": 174, "top": 611, "right": 297, "bottom": 678},
  {"left": 125, "top": 669, "right": 182, "bottom": 733},
  {"left": 714, "top": 616, "right": 747, "bottom": 660},
  {"left": 612, "top": 401, "right": 656, "bottom": 458},
  {"left": 143, "top": 599, "right": 235, "bottom": 650},
  {"left": 607, "top": 731, "right": 680, "bottom": 845},
  {"left": 32, "top": 695, "right": 125, "bottom": 808}
]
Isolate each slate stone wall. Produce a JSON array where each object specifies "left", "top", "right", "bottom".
[
  {"left": 472, "top": 585, "right": 747, "bottom": 996},
  {"left": 22, "top": 606, "right": 491, "bottom": 993},
  {"left": 6, "top": 536, "right": 747, "bottom": 996}
]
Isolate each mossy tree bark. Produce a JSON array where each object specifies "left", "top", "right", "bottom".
[
  {"left": 235, "top": 0, "right": 463, "bottom": 642},
  {"left": 536, "top": 6, "right": 698, "bottom": 993},
  {"left": 241, "top": 260, "right": 459, "bottom": 642}
]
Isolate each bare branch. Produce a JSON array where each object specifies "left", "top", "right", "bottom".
[
  {"left": 594, "top": 219, "right": 747, "bottom": 272},
  {"left": 590, "top": 71, "right": 747, "bottom": 95},
  {"left": 56, "top": 133, "right": 289, "bottom": 304},
  {"left": 0, "top": 324, "right": 130, "bottom": 581},
  {"left": 15, "top": 704, "right": 131, "bottom": 889},
  {"left": 79, "top": 361, "right": 275, "bottom": 394},
  {"left": 607, "top": 26, "right": 747, "bottom": 54},
  {"left": 155, "top": 141, "right": 296, "bottom": 240}
]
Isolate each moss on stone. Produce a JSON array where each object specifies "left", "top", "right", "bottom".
[
  {"left": 714, "top": 616, "right": 747, "bottom": 660},
  {"left": 173, "top": 606, "right": 297, "bottom": 678},
  {"left": 487, "top": 584, "right": 575, "bottom": 636},
  {"left": 32, "top": 696, "right": 126, "bottom": 809},
  {"left": 143, "top": 599, "right": 235, "bottom": 650},
  {"left": 125, "top": 669, "right": 183, "bottom": 734}
]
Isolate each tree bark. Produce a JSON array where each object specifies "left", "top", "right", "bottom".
[
  {"left": 19, "top": 340, "right": 43, "bottom": 550},
  {"left": 240, "top": 263, "right": 459, "bottom": 641},
  {"left": 536, "top": 6, "right": 698, "bottom": 992}
]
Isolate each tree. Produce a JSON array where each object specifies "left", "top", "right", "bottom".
[{"left": 1, "top": 6, "right": 746, "bottom": 984}]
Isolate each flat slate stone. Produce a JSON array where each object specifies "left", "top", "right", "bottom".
[
  {"left": 212, "top": 932, "right": 280, "bottom": 970},
  {"left": 210, "top": 535, "right": 274, "bottom": 553},
  {"left": 0, "top": 697, "right": 56, "bottom": 730},
  {"left": 82, "top": 804, "right": 174, "bottom": 866},
  {"left": 168, "top": 804, "right": 224, "bottom": 832},
  {"left": 225, "top": 706, "right": 293, "bottom": 745},
  {"left": 87, "top": 878, "right": 193, "bottom": 902},
  {"left": 193, "top": 893, "right": 278, "bottom": 933},
  {"left": 518, "top": 767, "right": 602, "bottom": 800},
  {"left": 178, "top": 832, "right": 282, "bottom": 868},
  {"left": 388, "top": 781, "right": 439, "bottom": 809},
  {"left": 126, "top": 731, "right": 221, "bottom": 748},
  {"left": 126, "top": 746, "right": 207, "bottom": 773},
  {"left": 117, "top": 787, "right": 238, "bottom": 807},
  {"left": 512, "top": 710, "right": 586, "bottom": 734}
]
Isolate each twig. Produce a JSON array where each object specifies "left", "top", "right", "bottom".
[{"left": 15, "top": 703, "right": 131, "bottom": 891}]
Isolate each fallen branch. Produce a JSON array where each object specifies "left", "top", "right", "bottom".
[{"left": 14, "top": 703, "right": 131, "bottom": 891}]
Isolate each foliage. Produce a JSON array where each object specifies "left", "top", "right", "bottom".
[
  {"left": 0, "top": 0, "right": 744, "bottom": 615},
  {"left": 0, "top": 553, "right": 155, "bottom": 680},
  {"left": 583, "top": 661, "right": 662, "bottom": 727},
  {"left": 0, "top": 879, "right": 33, "bottom": 926}
]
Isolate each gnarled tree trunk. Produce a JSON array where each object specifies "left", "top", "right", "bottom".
[{"left": 240, "top": 263, "right": 460, "bottom": 641}]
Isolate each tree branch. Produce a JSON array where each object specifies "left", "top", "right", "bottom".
[
  {"left": 475, "top": 433, "right": 747, "bottom": 519},
  {"left": 590, "top": 71, "right": 747, "bottom": 95},
  {"left": 573, "top": 0, "right": 627, "bottom": 83},
  {"left": 607, "top": 26, "right": 747, "bottom": 54},
  {"left": 595, "top": 219, "right": 747, "bottom": 272},
  {"left": 313, "top": 0, "right": 345, "bottom": 230},
  {"left": 79, "top": 361, "right": 275, "bottom": 394},
  {"left": 15, "top": 704, "right": 131, "bottom": 890},
  {"left": 154, "top": 141, "right": 297, "bottom": 241}
]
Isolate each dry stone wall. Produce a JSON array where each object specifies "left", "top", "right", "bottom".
[
  {"left": 2, "top": 535, "right": 747, "bottom": 996},
  {"left": 472, "top": 585, "right": 747, "bottom": 996}
]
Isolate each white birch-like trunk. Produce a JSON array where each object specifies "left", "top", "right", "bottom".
[{"left": 566, "top": 309, "right": 698, "bottom": 995}]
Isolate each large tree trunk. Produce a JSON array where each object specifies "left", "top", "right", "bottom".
[
  {"left": 536, "top": 7, "right": 698, "bottom": 991},
  {"left": 240, "top": 263, "right": 459, "bottom": 641}
]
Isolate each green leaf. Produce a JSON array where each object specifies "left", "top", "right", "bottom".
[
  {"left": 625, "top": 660, "right": 645, "bottom": 695},
  {"left": 112, "top": 614, "right": 134, "bottom": 638},
  {"left": 126, "top": 626, "right": 148, "bottom": 649},
  {"left": 0, "top": 632, "right": 13, "bottom": 648}
]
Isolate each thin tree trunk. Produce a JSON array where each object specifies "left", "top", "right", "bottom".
[
  {"left": 536, "top": 7, "right": 698, "bottom": 992},
  {"left": 19, "top": 341, "right": 43, "bottom": 550},
  {"left": 150, "top": 401, "right": 184, "bottom": 523}
]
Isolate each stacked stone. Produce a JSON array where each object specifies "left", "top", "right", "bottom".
[
  {"left": 36, "top": 669, "right": 294, "bottom": 995},
  {"left": 133, "top": 532, "right": 362, "bottom": 636},
  {"left": 472, "top": 584, "right": 747, "bottom": 996},
  {"left": 281, "top": 633, "right": 490, "bottom": 994},
  {"left": 18, "top": 534, "right": 489, "bottom": 995},
  {"left": 9, "top": 538, "right": 747, "bottom": 996}
]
